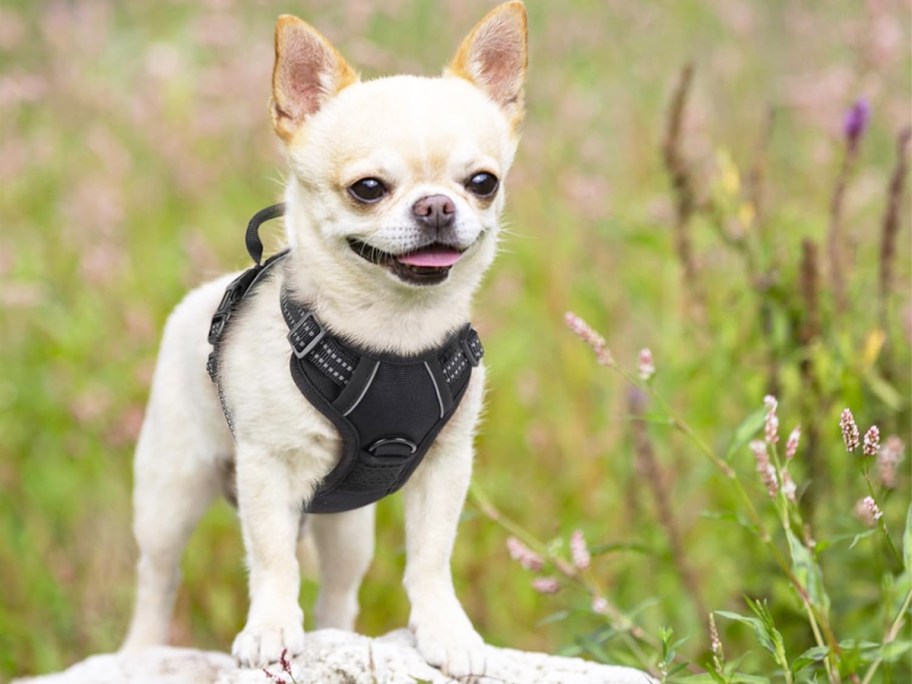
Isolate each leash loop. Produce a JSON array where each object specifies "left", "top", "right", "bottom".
[{"left": 245, "top": 202, "right": 286, "bottom": 266}]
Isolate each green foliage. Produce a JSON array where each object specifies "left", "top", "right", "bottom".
[{"left": 2, "top": 0, "right": 910, "bottom": 681}]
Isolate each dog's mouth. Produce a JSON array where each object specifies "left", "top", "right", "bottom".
[{"left": 347, "top": 239, "right": 466, "bottom": 286}]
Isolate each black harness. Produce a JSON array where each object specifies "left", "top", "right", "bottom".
[{"left": 206, "top": 205, "right": 483, "bottom": 514}]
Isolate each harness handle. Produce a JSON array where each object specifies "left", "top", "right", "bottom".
[{"left": 245, "top": 203, "right": 286, "bottom": 266}]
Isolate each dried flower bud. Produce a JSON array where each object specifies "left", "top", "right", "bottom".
[
  {"left": 532, "top": 577, "right": 560, "bottom": 594},
  {"left": 854, "top": 495, "right": 882, "bottom": 527},
  {"left": 262, "top": 668, "right": 284, "bottom": 684},
  {"left": 840, "top": 408, "right": 860, "bottom": 452},
  {"left": 506, "top": 536, "right": 544, "bottom": 571},
  {"left": 279, "top": 649, "right": 292, "bottom": 675},
  {"left": 570, "top": 529, "right": 591, "bottom": 570},
  {"left": 638, "top": 348, "right": 655, "bottom": 381},
  {"left": 863, "top": 425, "right": 880, "bottom": 457},
  {"left": 564, "top": 312, "right": 614, "bottom": 366},
  {"left": 785, "top": 426, "right": 801, "bottom": 460}
]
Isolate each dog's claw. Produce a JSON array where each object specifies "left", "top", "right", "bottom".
[{"left": 231, "top": 621, "right": 306, "bottom": 668}]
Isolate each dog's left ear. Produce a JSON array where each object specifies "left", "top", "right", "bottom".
[
  {"left": 270, "top": 15, "right": 359, "bottom": 142},
  {"left": 447, "top": 1, "right": 528, "bottom": 130}
]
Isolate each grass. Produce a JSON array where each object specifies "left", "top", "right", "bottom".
[{"left": 1, "top": 0, "right": 910, "bottom": 680}]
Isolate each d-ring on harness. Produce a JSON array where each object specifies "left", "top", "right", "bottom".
[{"left": 206, "top": 205, "right": 484, "bottom": 514}]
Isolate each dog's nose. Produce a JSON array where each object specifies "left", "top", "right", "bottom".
[{"left": 412, "top": 194, "right": 456, "bottom": 231}]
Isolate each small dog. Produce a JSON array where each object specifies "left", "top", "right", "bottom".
[{"left": 121, "top": 1, "right": 527, "bottom": 678}]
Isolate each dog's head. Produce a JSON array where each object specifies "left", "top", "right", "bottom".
[{"left": 272, "top": 2, "right": 527, "bottom": 293}]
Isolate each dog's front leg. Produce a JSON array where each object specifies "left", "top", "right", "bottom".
[
  {"left": 231, "top": 442, "right": 306, "bottom": 668},
  {"left": 404, "top": 425, "right": 486, "bottom": 677}
]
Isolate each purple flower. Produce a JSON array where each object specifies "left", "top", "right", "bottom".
[{"left": 843, "top": 99, "right": 870, "bottom": 147}]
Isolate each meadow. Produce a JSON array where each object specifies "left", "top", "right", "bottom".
[{"left": 1, "top": 0, "right": 910, "bottom": 681}]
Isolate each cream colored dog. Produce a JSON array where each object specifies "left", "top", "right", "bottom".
[{"left": 121, "top": 1, "right": 527, "bottom": 678}]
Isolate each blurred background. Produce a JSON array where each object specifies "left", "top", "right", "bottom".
[{"left": 1, "top": 0, "right": 910, "bottom": 679}]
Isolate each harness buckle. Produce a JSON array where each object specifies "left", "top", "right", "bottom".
[
  {"left": 208, "top": 269, "right": 260, "bottom": 345},
  {"left": 288, "top": 311, "right": 326, "bottom": 359},
  {"left": 461, "top": 330, "right": 484, "bottom": 367},
  {"left": 367, "top": 436, "right": 418, "bottom": 460}
]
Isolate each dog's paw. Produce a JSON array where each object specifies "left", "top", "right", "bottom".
[
  {"left": 412, "top": 611, "right": 486, "bottom": 679},
  {"left": 231, "top": 618, "right": 306, "bottom": 668}
]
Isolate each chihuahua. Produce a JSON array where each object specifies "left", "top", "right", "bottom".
[{"left": 121, "top": 1, "right": 527, "bottom": 678}]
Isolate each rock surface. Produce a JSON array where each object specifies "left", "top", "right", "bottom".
[{"left": 14, "top": 629, "right": 655, "bottom": 684}]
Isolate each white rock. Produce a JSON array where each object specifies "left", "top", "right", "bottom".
[{"left": 14, "top": 629, "right": 655, "bottom": 684}]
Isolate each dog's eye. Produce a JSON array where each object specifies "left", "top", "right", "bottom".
[
  {"left": 348, "top": 178, "right": 388, "bottom": 203},
  {"left": 465, "top": 172, "right": 499, "bottom": 198}
]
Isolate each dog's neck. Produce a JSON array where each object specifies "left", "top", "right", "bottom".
[{"left": 280, "top": 198, "right": 477, "bottom": 356}]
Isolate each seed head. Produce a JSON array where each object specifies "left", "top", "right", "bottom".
[
  {"left": 506, "top": 536, "right": 544, "bottom": 571},
  {"left": 862, "top": 425, "right": 880, "bottom": 457},
  {"left": 570, "top": 529, "right": 591, "bottom": 570},
  {"left": 839, "top": 408, "right": 860, "bottom": 452},
  {"left": 709, "top": 613, "right": 725, "bottom": 672}
]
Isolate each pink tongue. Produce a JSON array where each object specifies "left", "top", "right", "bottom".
[{"left": 397, "top": 247, "right": 463, "bottom": 268}]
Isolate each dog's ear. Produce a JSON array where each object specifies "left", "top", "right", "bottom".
[
  {"left": 270, "top": 15, "right": 359, "bottom": 142},
  {"left": 447, "top": 1, "right": 528, "bottom": 130}
]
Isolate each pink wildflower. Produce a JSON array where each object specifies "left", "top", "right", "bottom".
[
  {"left": 785, "top": 426, "right": 801, "bottom": 460},
  {"left": 862, "top": 425, "right": 880, "bottom": 457},
  {"left": 532, "top": 577, "right": 560, "bottom": 594},
  {"left": 840, "top": 408, "right": 860, "bottom": 451},
  {"left": 854, "top": 496, "right": 883, "bottom": 527},
  {"left": 877, "top": 436, "right": 904, "bottom": 489},
  {"left": 564, "top": 312, "right": 614, "bottom": 366},
  {"left": 591, "top": 596, "right": 609, "bottom": 615},
  {"left": 506, "top": 537, "right": 543, "bottom": 571},
  {"left": 638, "top": 348, "right": 655, "bottom": 381},
  {"left": 763, "top": 395, "right": 779, "bottom": 445},
  {"left": 781, "top": 470, "right": 797, "bottom": 503},
  {"left": 751, "top": 440, "right": 778, "bottom": 497},
  {"left": 570, "top": 529, "right": 591, "bottom": 570}
]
